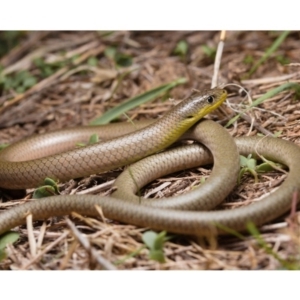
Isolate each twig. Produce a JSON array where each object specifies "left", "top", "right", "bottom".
[
  {"left": 240, "top": 113, "right": 275, "bottom": 136},
  {"left": 21, "top": 231, "right": 69, "bottom": 270},
  {"left": 26, "top": 214, "right": 37, "bottom": 257},
  {"left": 66, "top": 218, "right": 116, "bottom": 270},
  {"left": 211, "top": 30, "right": 226, "bottom": 88},
  {"left": 75, "top": 179, "right": 115, "bottom": 195},
  {"left": 36, "top": 222, "right": 47, "bottom": 255}
]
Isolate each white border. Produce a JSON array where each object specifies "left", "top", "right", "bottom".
[{"left": 1, "top": 0, "right": 300, "bottom": 30}]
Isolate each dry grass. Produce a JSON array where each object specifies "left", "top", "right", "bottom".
[{"left": 0, "top": 31, "right": 299, "bottom": 270}]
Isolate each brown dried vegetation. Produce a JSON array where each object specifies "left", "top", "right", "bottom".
[{"left": 0, "top": 31, "right": 299, "bottom": 270}]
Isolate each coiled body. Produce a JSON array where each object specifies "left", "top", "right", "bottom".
[{"left": 0, "top": 87, "right": 299, "bottom": 236}]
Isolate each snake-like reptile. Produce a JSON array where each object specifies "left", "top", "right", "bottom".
[{"left": 0, "top": 87, "right": 299, "bottom": 236}]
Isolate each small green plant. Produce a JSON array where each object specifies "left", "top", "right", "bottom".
[
  {"left": 243, "top": 54, "right": 254, "bottom": 65},
  {"left": 113, "top": 230, "right": 171, "bottom": 265},
  {"left": 239, "top": 154, "right": 284, "bottom": 184},
  {"left": 0, "top": 70, "right": 37, "bottom": 93},
  {"left": 202, "top": 44, "right": 216, "bottom": 59},
  {"left": 173, "top": 40, "right": 189, "bottom": 61},
  {"left": 104, "top": 46, "right": 132, "bottom": 67},
  {"left": 32, "top": 177, "right": 59, "bottom": 198},
  {"left": 33, "top": 57, "right": 72, "bottom": 78},
  {"left": 0, "top": 231, "right": 20, "bottom": 262},
  {"left": 87, "top": 56, "right": 98, "bottom": 66},
  {"left": 142, "top": 230, "right": 171, "bottom": 263}
]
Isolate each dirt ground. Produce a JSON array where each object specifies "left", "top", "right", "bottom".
[{"left": 0, "top": 31, "right": 299, "bottom": 270}]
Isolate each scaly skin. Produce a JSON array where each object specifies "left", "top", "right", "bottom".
[
  {"left": 0, "top": 88, "right": 226, "bottom": 189},
  {"left": 0, "top": 87, "right": 299, "bottom": 236}
]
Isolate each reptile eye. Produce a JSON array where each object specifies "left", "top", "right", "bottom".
[{"left": 207, "top": 96, "right": 214, "bottom": 103}]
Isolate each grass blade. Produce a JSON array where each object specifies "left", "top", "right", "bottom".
[
  {"left": 90, "top": 77, "right": 187, "bottom": 125},
  {"left": 226, "top": 82, "right": 300, "bottom": 127},
  {"left": 248, "top": 31, "right": 290, "bottom": 77}
]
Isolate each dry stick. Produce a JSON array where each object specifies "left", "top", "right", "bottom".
[
  {"left": 66, "top": 218, "right": 117, "bottom": 270},
  {"left": 240, "top": 113, "right": 275, "bottom": 136},
  {"left": 241, "top": 71, "right": 300, "bottom": 86},
  {"left": 21, "top": 231, "right": 69, "bottom": 270},
  {"left": 2, "top": 37, "right": 99, "bottom": 76},
  {"left": 26, "top": 214, "right": 37, "bottom": 257},
  {"left": 75, "top": 179, "right": 115, "bottom": 195},
  {"left": 211, "top": 30, "right": 226, "bottom": 88},
  {"left": 0, "top": 43, "right": 105, "bottom": 115},
  {"left": 59, "top": 240, "right": 79, "bottom": 270},
  {"left": 36, "top": 222, "right": 47, "bottom": 255}
]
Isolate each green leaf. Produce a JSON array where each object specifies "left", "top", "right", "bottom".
[
  {"left": 149, "top": 250, "right": 166, "bottom": 263},
  {"left": 174, "top": 40, "right": 188, "bottom": 57},
  {"left": 243, "top": 54, "right": 254, "bottom": 65},
  {"left": 256, "top": 162, "right": 276, "bottom": 173},
  {"left": 240, "top": 155, "right": 250, "bottom": 167},
  {"left": 115, "top": 53, "right": 132, "bottom": 67},
  {"left": 153, "top": 231, "right": 168, "bottom": 250},
  {"left": 90, "top": 77, "right": 187, "bottom": 125},
  {"left": 142, "top": 231, "right": 157, "bottom": 250},
  {"left": 33, "top": 185, "right": 57, "bottom": 198},
  {"left": 44, "top": 177, "right": 59, "bottom": 191},
  {"left": 23, "top": 76, "right": 37, "bottom": 88},
  {"left": 0, "top": 231, "right": 20, "bottom": 250},
  {"left": 246, "top": 157, "right": 257, "bottom": 170},
  {"left": 142, "top": 231, "right": 169, "bottom": 263},
  {"left": 201, "top": 45, "right": 216, "bottom": 58},
  {"left": 104, "top": 46, "right": 117, "bottom": 60},
  {"left": 33, "top": 177, "right": 59, "bottom": 198},
  {"left": 16, "top": 86, "right": 25, "bottom": 93},
  {"left": 87, "top": 57, "right": 98, "bottom": 66},
  {"left": 88, "top": 133, "right": 99, "bottom": 144}
]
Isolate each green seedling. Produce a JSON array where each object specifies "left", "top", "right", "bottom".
[
  {"left": 238, "top": 154, "right": 284, "bottom": 184},
  {"left": 173, "top": 40, "right": 189, "bottom": 61},
  {"left": 202, "top": 44, "right": 216, "bottom": 59},
  {"left": 104, "top": 46, "right": 132, "bottom": 67},
  {"left": 142, "top": 230, "right": 171, "bottom": 263},
  {"left": 0, "top": 70, "right": 37, "bottom": 93},
  {"left": 33, "top": 177, "right": 59, "bottom": 199}
]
